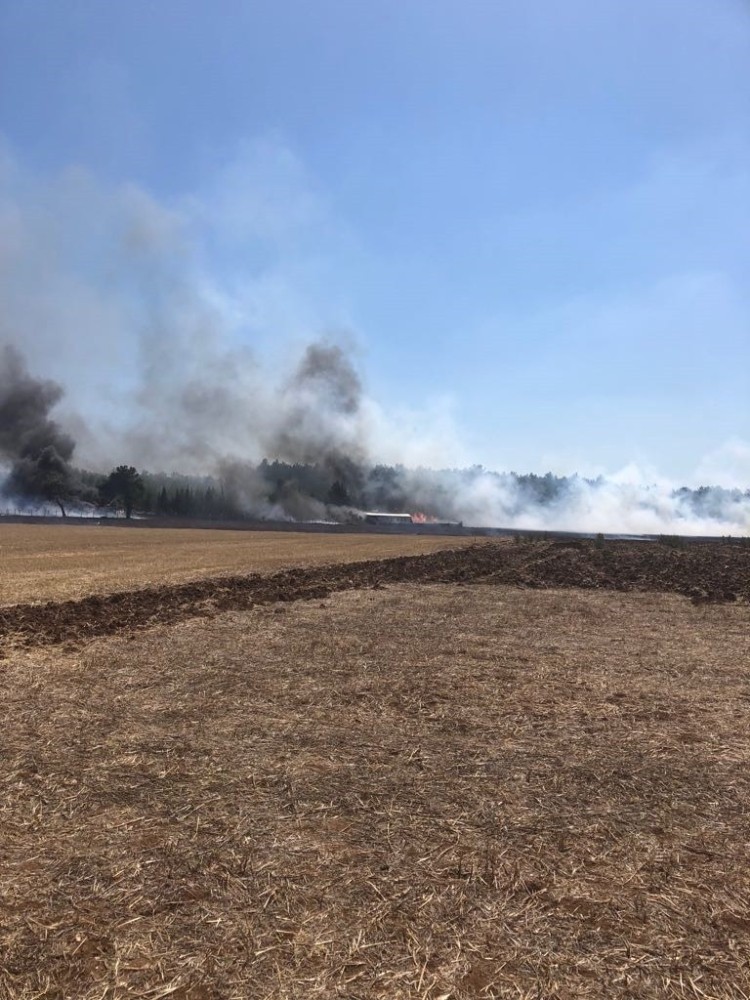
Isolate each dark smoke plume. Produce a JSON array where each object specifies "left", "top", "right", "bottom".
[
  {"left": 294, "top": 342, "right": 361, "bottom": 415},
  {"left": 0, "top": 345, "right": 77, "bottom": 513},
  {"left": 269, "top": 343, "right": 364, "bottom": 464},
  {"left": 270, "top": 343, "right": 368, "bottom": 511}
]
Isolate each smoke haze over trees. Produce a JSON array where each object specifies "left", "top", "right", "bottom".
[
  {"left": 1, "top": 341, "right": 748, "bottom": 535},
  {"left": 0, "top": 151, "right": 747, "bottom": 535},
  {"left": 99, "top": 465, "right": 144, "bottom": 519}
]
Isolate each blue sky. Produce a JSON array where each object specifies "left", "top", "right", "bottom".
[{"left": 1, "top": 0, "right": 748, "bottom": 484}]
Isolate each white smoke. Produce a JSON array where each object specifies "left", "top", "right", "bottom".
[
  {"left": 694, "top": 438, "right": 750, "bottom": 491},
  {"left": 0, "top": 139, "right": 747, "bottom": 535},
  {"left": 385, "top": 463, "right": 749, "bottom": 536}
]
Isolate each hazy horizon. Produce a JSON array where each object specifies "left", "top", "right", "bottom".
[{"left": 1, "top": 1, "right": 748, "bottom": 501}]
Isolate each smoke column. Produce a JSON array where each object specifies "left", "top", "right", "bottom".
[
  {"left": 0, "top": 346, "right": 77, "bottom": 513},
  {"left": 0, "top": 150, "right": 748, "bottom": 534},
  {"left": 268, "top": 343, "right": 365, "bottom": 465}
]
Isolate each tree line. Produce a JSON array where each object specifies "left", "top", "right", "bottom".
[{"left": 3, "top": 457, "right": 748, "bottom": 522}]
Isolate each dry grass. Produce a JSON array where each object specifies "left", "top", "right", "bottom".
[
  {"left": 1, "top": 583, "right": 749, "bottom": 998},
  {"left": 0, "top": 524, "right": 473, "bottom": 605}
]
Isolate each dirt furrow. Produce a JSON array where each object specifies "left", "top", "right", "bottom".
[{"left": 1, "top": 539, "right": 748, "bottom": 650}]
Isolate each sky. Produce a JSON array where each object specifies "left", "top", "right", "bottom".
[{"left": 1, "top": 0, "right": 749, "bottom": 486}]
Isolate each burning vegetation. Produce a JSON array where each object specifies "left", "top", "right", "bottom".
[{"left": 1, "top": 343, "right": 749, "bottom": 534}]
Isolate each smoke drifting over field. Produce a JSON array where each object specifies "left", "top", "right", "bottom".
[{"left": 0, "top": 150, "right": 748, "bottom": 534}]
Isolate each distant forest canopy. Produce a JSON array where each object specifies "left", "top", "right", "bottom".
[{"left": 2, "top": 458, "right": 747, "bottom": 524}]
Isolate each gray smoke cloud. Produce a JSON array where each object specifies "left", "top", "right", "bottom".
[
  {"left": 0, "top": 345, "right": 78, "bottom": 513},
  {"left": 0, "top": 345, "right": 74, "bottom": 462},
  {"left": 267, "top": 343, "right": 365, "bottom": 465},
  {"left": 0, "top": 144, "right": 748, "bottom": 533}
]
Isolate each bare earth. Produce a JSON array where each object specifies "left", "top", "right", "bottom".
[
  {"left": 0, "top": 523, "right": 473, "bottom": 605},
  {"left": 1, "top": 567, "right": 749, "bottom": 998}
]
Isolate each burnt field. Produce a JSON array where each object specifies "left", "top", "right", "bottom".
[{"left": 1, "top": 537, "right": 749, "bottom": 998}]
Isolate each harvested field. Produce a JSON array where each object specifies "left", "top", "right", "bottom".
[
  {"left": 0, "top": 537, "right": 748, "bottom": 652},
  {"left": 1, "top": 582, "right": 749, "bottom": 998},
  {"left": 0, "top": 523, "right": 473, "bottom": 606},
  {"left": 1, "top": 539, "right": 749, "bottom": 998}
]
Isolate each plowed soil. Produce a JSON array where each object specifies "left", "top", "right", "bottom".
[{"left": 1, "top": 538, "right": 748, "bottom": 651}]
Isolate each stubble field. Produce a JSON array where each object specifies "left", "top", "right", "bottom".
[
  {"left": 1, "top": 526, "right": 749, "bottom": 999},
  {"left": 0, "top": 523, "right": 474, "bottom": 606}
]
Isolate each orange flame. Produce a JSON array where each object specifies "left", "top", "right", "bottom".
[{"left": 410, "top": 512, "right": 437, "bottom": 524}]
